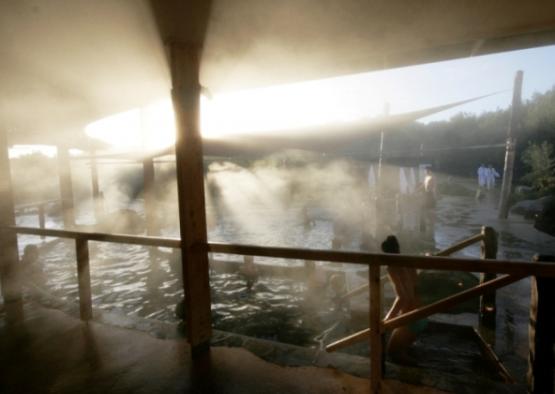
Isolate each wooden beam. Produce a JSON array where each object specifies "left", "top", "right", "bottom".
[
  {"left": 326, "top": 327, "right": 371, "bottom": 352},
  {"left": 170, "top": 42, "right": 212, "bottom": 353},
  {"left": 327, "top": 274, "right": 526, "bottom": 352},
  {"left": 472, "top": 328, "right": 516, "bottom": 384},
  {"left": 90, "top": 149, "right": 103, "bottom": 220},
  {"left": 434, "top": 233, "right": 483, "bottom": 256},
  {"left": 57, "top": 145, "right": 75, "bottom": 228},
  {"left": 528, "top": 255, "right": 555, "bottom": 394},
  {"left": 75, "top": 237, "right": 93, "bottom": 320},
  {"left": 369, "top": 262, "right": 382, "bottom": 393},
  {"left": 0, "top": 129, "right": 22, "bottom": 322},
  {"left": 143, "top": 157, "right": 157, "bottom": 235},
  {"left": 479, "top": 226, "right": 498, "bottom": 335},
  {"left": 7, "top": 226, "right": 555, "bottom": 279},
  {"left": 383, "top": 274, "right": 525, "bottom": 332},
  {"left": 498, "top": 70, "right": 523, "bottom": 219},
  {"left": 207, "top": 242, "right": 555, "bottom": 278}
]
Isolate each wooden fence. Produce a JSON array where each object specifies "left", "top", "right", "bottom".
[{"left": 6, "top": 225, "right": 555, "bottom": 394}]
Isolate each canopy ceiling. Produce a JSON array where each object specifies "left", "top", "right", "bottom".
[{"left": 2, "top": 0, "right": 555, "bottom": 148}]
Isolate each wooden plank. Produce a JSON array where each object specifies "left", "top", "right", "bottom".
[
  {"left": 207, "top": 242, "right": 555, "bottom": 278},
  {"left": 8, "top": 226, "right": 180, "bottom": 248},
  {"left": 0, "top": 128, "right": 22, "bottom": 322},
  {"left": 90, "top": 149, "right": 104, "bottom": 220},
  {"left": 328, "top": 274, "right": 526, "bottom": 352},
  {"left": 369, "top": 261, "right": 382, "bottom": 393},
  {"left": 383, "top": 274, "right": 525, "bottom": 332},
  {"left": 479, "top": 226, "right": 497, "bottom": 334},
  {"left": 326, "top": 327, "right": 371, "bottom": 352},
  {"left": 170, "top": 42, "right": 212, "bottom": 353},
  {"left": 142, "top": 157, "right": 157, "bottom": 235},
  {"left": 57, "top": 145, "right": 75, "bottom": 228},
  {"left": 75, "top": 237, "right": 93, "bottom": 320},
  {"left": 5, "top": 227, "right": 555, "bottom": 279},
  {"left": 528, "top": 255, "right": 555, "bottom": 394},
  {"left": 498, "top": 70, "right": 523, "bottom": 219},
  {"left": 472, "top": 328, "right": 516, "bottom": 384},
  {"left": 434, "top": 233, "right": 483, "bottom": 256},
  {"left": 38, "top": 204, "right": 46, "bottom": 239}
]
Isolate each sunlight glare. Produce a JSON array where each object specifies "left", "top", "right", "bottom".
[{"left": 84, "top": 74, "right": 385, "bottom": 150}]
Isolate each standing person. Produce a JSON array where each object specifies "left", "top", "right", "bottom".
[
  {"left": 486, "top": 164, "right": 500, "bottom": 190},
  {"left": 420, "top": 166, "right": 437, "bottom": 238},
  {"left": 476, "top": 164, "right": 487, "bottom": 201},
  {"left": 381, "top": 235, "right": 426, "bottom": 365},
  {"left": 477, "top": 164, "right": 487, "bottom": 188}
]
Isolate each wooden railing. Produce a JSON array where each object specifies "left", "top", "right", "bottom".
[
  {"left": 14, "top": 199, "right": 58, "bottom": 238},
  {"left": 328, "top": 226, "right": 495, "bottom": 352},
  {"left": 7, "top": 225, "right": 555, "bottom": 394}
]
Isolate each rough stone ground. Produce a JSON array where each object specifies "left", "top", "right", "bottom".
[{"left": 0, "top": 303, "right": 448, "bottom": 394}]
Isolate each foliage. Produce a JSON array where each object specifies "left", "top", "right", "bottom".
[
  {"left": 521, "top": 141, "right": 555, "bottom": 192},
  {"left": 350, "top": 84, "right": 555, "bottom": 180}
]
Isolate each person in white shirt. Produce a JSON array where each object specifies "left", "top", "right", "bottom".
[
  {"left": 486, "top": 164, "right": 500, "bottom": 190},
  {"left": 477, "top": 164, "right": 487, "bottom": 188},
  {"left": 476, "top": 164, "right": 487, "bottom": 201}
]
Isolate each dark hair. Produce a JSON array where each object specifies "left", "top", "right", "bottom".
[{"left": 381, "top": 235, "right": 400, "bottom": 254}]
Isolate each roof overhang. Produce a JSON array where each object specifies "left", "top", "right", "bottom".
[{"left": 2, "top": 0, "right": 555, "bottom": 147}]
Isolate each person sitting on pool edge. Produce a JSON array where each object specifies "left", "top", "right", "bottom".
[{"left": 381, "top": 235, "right": 428, "bottom": 365}]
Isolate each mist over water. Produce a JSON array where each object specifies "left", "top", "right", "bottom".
[{"left": 10, "top": 140, "right": 555, "bottom": 387}]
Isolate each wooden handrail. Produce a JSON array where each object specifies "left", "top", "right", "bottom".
[
  {"left": 6, "top": 226, "right": 555, "bottom": 277},
  {"left": 434, "top": 233, "right": 484, "bottom": 256},
  {"left": 8, "top": 226, "right": 180, "bottom": 248},
  {"left": 14, "top": 199, "right": 58, "bottom": 210},
  {"left": 207, "top": 242, "right": 555, "bottom": 278}
]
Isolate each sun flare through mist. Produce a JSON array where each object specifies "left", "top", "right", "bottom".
[{"left": 84, "top": 74, "right": 388, "bottom": 151}]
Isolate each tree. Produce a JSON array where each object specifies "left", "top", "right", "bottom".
[{"left": 521, "top": 141, "right": 555, "bottom": 192}]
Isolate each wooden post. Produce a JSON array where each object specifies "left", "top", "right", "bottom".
[
  {"left": 90, "top": 150, "right": 103, "bottom": 221},
  {"left": 57, "top": 145, "right": 75, "bottom": 228},
  {"left": 528, "top": 254, "right": 555, "bottom": 394},
  {"left": 170, "top": 42, "right": 212, "bottom": 354},
  {"left": 479, "top": 226, "right": 497, "bottom": 338},
  {"left": 38, "top": 203, "right": 46, "bottom": 240},
  {"left": 498, "top": 70, "right": 523, "bottom": 219},
  {"left": 0, "top": 129, "right": 23, "bottom": 323},
  {"left": 143, "top": 157, "right": 157, "bottom": 236},
  {"left": 75, "top": 237, "right": 93, "bottom": 320},
  {"left": 369, "top": 260, "right": 382, "bottom": 393}
]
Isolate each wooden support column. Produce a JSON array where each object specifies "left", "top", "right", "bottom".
[
  {"left": 0, "top": 129, "right": 22, "bottom": 322},
  {"left": 170, "top": 42, "right": 212, "bottom": 353},
  {"left": 90, "top": 150, "right": 103, "bottom": 221},
  {"left": 57, "top": 145, "right": 75, "bottom": 228},
  {"left": 143, "top": 157, "right": 157, "bottom": 236},
  {"left": 38, "top": 203, "right": 46, "bottom": 240},
  {"left": 498, "top": 70, "right": 523, "bottom": 219},
  {"left": 479, "top": 226, "right": 497, "bottom": 338},
  {"left": 528, "top": 255, "right": 555, "bottom": 394},
  {"left": 76, "top": 237, "right": 93, "bottom": 321},
  {"left": 369, "top": 260, "right": 382, "bottom": 394}
]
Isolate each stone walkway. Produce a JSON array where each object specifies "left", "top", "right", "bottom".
[{"left": 0, "top": 303, "right": 448, "bottom": 394}]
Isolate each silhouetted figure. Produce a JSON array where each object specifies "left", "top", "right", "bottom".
[
  {"left": 304, "top": 260, "right": 327, "bottom": 307},
  {"left": 485, "top": 164, "right": 500, "bottom": 190},
  {"left": 239, "top": 255, "right": 259, "bottom": 291},
  {"left": 382, "top": 235, "right": 427, "bottom": 365},
  {"left": 419, "top": 167, "right": 437, "bottom": 239},
  {"left": 302, "top": 206, "right": 315, "bottom": 230},
  {"left": 20, "top": 244, "right": 45, "bottom": 287}
]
